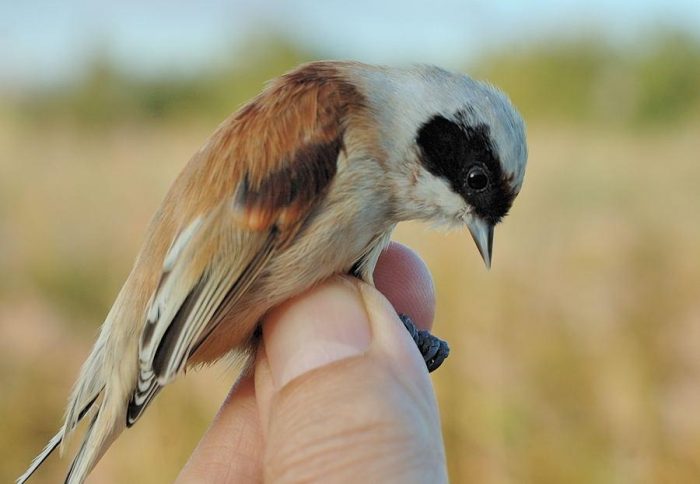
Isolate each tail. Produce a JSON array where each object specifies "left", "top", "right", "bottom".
[
  {"left": 16, "top": 391, "right": 103, "bottom": 484},
  {"left": 18, "top": 332, "right": 127, "bottom": 484},
  {"left": 16, "top": 429, "right": 64, "bottom": 484},
  {"left": 63, "top": 393, "right": 125, "bottom": 484}
]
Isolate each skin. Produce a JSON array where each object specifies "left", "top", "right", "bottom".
[{"left": 176, "top": 242, "right": 447, "bottom": 483}]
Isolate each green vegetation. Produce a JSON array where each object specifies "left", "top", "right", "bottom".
[
  {"left": 476, "top": 30, "right": 700, "bottom": 126},
  {"left": 13, "top": 30, "right": 700, "bottom": 128},
  {"left": 17, "top": 36, "right": 311, "bottom": 126}
]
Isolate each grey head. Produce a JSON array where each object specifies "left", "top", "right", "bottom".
[{"left": 362, "top": 64, "right": 528, "bottom": 268}]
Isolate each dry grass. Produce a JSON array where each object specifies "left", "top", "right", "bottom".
[{"left": 1, "top": 116, "right": 698, "bottom": 483}]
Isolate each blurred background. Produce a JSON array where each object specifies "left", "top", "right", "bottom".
[{"left": 2, "top": 1, "right": 699, "bottom": 482}]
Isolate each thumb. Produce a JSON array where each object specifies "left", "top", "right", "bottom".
[{"left": 255, "top": 276, "right": 447, "bottom": 484}]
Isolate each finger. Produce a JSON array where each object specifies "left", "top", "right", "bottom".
[
  {"left": 253, "top": 344, "right": 275, "bottom": 443},
  {"left": 373, "top": 242, "right": 436, "bottom": 331},
  {"left": 257, "top": 276, "right": 447, "bottom": 483},
  {"left": 175, "top": 375, "right": 263, "bottom": 484}
]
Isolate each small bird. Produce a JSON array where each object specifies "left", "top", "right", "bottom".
[{"left": 19, "top": 61, "right": 527, "bottom": 483}]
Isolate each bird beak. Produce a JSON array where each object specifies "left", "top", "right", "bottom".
[{"left": 466, "top": 218, "right": 494, "bottom": 269}]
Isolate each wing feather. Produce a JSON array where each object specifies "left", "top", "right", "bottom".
[
  {"left": 126, "top": 61, "right": 367, "bottom": 426},
  {"left": 128, "top": 217, "right": 277, "bottom": 426}
]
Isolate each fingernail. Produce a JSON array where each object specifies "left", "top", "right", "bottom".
[{"left": 263, "top": 277, "right": 371, "bottom": 388}]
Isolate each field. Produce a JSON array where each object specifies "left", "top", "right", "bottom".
[{"left": 1, "top": 111, "right": 698, "bottom": 483}]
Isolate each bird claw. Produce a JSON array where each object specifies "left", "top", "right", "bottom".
[{"left": 399, "top": 314, "right": 450, "bottom": 372}]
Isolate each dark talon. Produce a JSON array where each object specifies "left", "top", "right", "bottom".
[
  {"left": 399, "top": 314, "right": 450, "bottom": 372},
  {"left": 426, "top": 339, "right": 450, "bottom": 372},
  {"left": 419, "top": 332, "right": 441, "bottom": 362}
]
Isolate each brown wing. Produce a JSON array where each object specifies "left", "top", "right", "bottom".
[
  {"left": 170, "top": 62, "right": 365, "bottom": 233},
  {"left": 127, "top": 62, "right": 367, "bottom": 424}
]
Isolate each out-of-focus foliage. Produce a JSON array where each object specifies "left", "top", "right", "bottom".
[
  {"left": 11, "top": 30, "right": 700, "bottom": 129},
  {"left": 477, "top": 30, "right": 700, "bottom": 127},
  {"left": 16, "top": 35, "right": 312, "bottom": 127},
  {"left": 633, "top": 32, "right": 700, "bottom": 123}
]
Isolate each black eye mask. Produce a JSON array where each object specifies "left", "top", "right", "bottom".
[{"left": 416, "top": 114, "right": 516, "bottom": 225}]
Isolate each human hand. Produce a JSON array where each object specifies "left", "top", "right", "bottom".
[{"left": 176, "top": 242, "right": 447, "bottom": 483}]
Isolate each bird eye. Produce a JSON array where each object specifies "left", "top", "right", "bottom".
[{"left": 467, "top": 166, "right": 489, "bottom": 191}]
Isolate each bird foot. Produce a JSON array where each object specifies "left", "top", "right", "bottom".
[{"left": 399, "top": 314, "right": 450, "bottom": 372}]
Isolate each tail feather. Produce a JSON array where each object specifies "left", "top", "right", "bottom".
[
  {"left": 20, "top": 269, "right": 137, "bottom": 483},
  {"left": 64, "top": 396, "right": 125, "bottom": 484},
  {"left": 16, "top": 429, "right": 64, "bottom": 484},
  {"left": 62, "top": 337, "right": 108, "bottom": 454},
  {"left": 17, "top": 392, "right": 102, "bottom": 483},
  {"left": 18, "top": 334, "right": 109, "bottom": 483}
]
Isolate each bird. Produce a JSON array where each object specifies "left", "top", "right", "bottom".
[{"left": 18, "top": 60, "right": 527, "bottom": 483}]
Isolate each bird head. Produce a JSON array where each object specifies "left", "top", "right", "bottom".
[{"left": 359, "top": 65, "right": 527, "bottom": 268}]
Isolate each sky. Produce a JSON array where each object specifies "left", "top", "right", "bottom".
[{"left": 2, "top": 0, "right": 700, "bottom": 88}]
